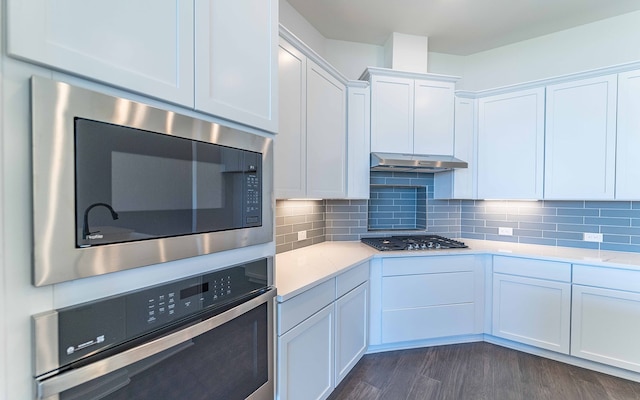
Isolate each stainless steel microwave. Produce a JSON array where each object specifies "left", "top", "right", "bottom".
[{"left": 31, "top": 76, "right": 273, "bottom": 286}]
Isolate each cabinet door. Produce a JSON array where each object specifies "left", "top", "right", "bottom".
[
  {"left": 571, "top": 285, "right": 640, "bottom": 373},
  {"left": 413, "top": 80, "right": 455, "bottom": 156},
  {"left": 194, "top": 0, "right": 278, "bottom": 132},
  {"left": 306, "top": 60, "right": 347, "bottom": 198},
  {"left": 8, "top": 0, "right": 194, "bottom": 106},
  {"left": 616, "top": 69, "right": 640, "bottom": 199},
  {"left": 346, "top": 85, "right": 371, "bottom": 199},
  {"left": 477, "top": 88, "right": 544, "bottom": 199},
  {"left": 544, "top": 75, "right": 617, "bottom": 199},
  {"left": 278, "top": 304, "right": 334, "bottom": 400},
  {"left": 493, "top": 273, "right": 570, "bottom": 353},
  {"left": 275, "top": 40, "right": 306, "bottom": 199},
  {"left": 370, "top": 76, "right": 414, "bottom": 153},
  {"left": 335, "top": 283, "right": 368, "bottom": 385},
  {"left": 434, "top": 96, "right": 477, "bottom": 199}
]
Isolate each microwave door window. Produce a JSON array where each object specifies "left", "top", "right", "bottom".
[{"left": 74, "top": 118, "right": 260, "bottom": 248}]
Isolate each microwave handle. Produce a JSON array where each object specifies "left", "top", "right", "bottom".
[{"left": 36, "top": 287, "right": 276, "bottom": 400}]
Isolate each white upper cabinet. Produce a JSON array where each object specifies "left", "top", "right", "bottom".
[
  {"left": 414, "top": 80, "right": 455, "bottom": 156},
  {"left": 195, "top": 0, "right": 278, "bottom": 133},
  {"left": 346, "top": 83, "right": 371, "bottom": 199},
  {"left": 544, "top": 75, "right": 617, "bottom": 200},
  {"left": 275, "top": 40, "right": 306, "bottom": 199},
  {"left": 616, "top": 69, "right": 640, "bottom": 199},
  {"left": 366, "top": 68, "right": 457, "bottom": 155},
  {"left": 434, "top": 95, "right": 477, "bottom": 199},
  {"left": 7, "top": 0, "right": 194, "bottom": 106},
  {"left": 477, "top": 88, "right": 545, "bottom": 199},
  {"left": 370, "top": 75, "right": 414, "bottom": 153},
  {"left": 8, "top": 0, "right": 278, "bottom": 132},
  {"left": 306, "top": 60, "right": 347, "bottom": 198},
  {"left": 275, "top": 33, "right": 347, "bottom": 199}
]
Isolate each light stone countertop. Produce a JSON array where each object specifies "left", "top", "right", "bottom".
[{"left": 274, "top": 239, "right": 640, "bottom": 302}]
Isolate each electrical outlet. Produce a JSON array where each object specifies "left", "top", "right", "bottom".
[
  {"left": 583, "top": 232, "right": 603, "bottom": 242},
  {"left": 498, "top": 227, "right": 513, "bottom": 236},
  {"left": 298, "top": 230, "right": 307, "bottom": 241}
]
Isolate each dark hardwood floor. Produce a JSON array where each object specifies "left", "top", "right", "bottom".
[{"left": 328, "top": 342, "right": 640, "bottom": 400}]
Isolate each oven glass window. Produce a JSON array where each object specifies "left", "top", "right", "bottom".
[
  {"left": 74, "top": 118, "right": 262, "bottom": 248},
  {"left": 60, "top": 304, "right": 269, "bottom": 400}
]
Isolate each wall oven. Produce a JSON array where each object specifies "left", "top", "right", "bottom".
[
  {"left": 33, "top": 257, "right": 275, "bottom": 400},
  {"left": 31, "top": 76, "right": 273, "bottom": 286}
]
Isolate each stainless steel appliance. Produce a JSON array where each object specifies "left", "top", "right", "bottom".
[
  {"left": 31, "top": 76, "right": 273, "bottom": 286},
  {"left": 361, "top": 235, "right": 468, "bottom": 251},
  {"left": 370, "top": 152, "right": 468, "bottom": 172},
  {"left": 33, "top": 257, "right": 275, "bottom": 400}
]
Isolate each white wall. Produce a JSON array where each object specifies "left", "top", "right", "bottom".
[
  {"left": 459, "top": 10, "right": 640, "bottom": 91},
  {"left": 278, "top": 0, "right": 326, "bottom": 58},
  {"left": 280, "top": 1, "right": 640, "bottom": 92}
]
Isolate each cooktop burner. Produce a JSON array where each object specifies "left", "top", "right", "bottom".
[{"left": 361, "top": 235, "right": 468, "bottom": 251}]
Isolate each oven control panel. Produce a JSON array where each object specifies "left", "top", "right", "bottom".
[{"left": 55, "top": 258, "right": 269, "bottom": 368}]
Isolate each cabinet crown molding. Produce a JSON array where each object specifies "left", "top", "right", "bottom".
[
  {"left": 279, "top": 24, "right": 350, "bottom": 85},
  {"left": 360, "top": 67, "right": 460, "bottom": 83},
  {"left": 459, "top": 59, "right": 640, "bottom": 98}
]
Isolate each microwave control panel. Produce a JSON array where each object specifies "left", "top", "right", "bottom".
[{"left": 243, "top": 152, "right": 262, "bottom": 227}]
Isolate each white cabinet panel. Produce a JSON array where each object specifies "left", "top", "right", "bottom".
[
  {"left": 414, "top": 80, "right": 455, "bottom": 156},
  {"left": 346, "top": 84, "right": 371, "bottom": 199},
  {"left": 434, "top": 96, "right": 477, "bottom": 199},
  {"left": 616, "top": 69, "right": 640, "bottom": 199},
  {"left": 572, "top": 285, "right": 640, "bottom": 373},
  {"left": 195, "top": 0, "right": 278, "bottom": 132},
  {"left": 477, "top": 88, "right": 544, "bottom": 199},
  {"left": 306, "top": 60, "right": 347, "bottom": 198},
  {"left": 278, "top": 304, "right": 334, "bottom": 400},
  {"left": 544, "top": 75, "right": 617, "bottom": 199},
  {"left": 370, "top": 76, "right": 414, "bottom": 153},
  {"left": 493, "top": 273, "right": 571, "bottom": 353},
  {"left": 8, "top": 0, "right": 194, "bottom": 106},
  {"left": 275, "top": 40, "right": 306, "bottom": 198},
  {"left": 335, "top": 283, "right": 368, "bottom": 385}
]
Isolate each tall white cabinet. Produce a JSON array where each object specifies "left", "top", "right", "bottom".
[
  {"left": 275, "top": 30, "right": 347, "bottom": 199},
  {"left": 477, "top": 88, "right": 545, "bottom": 199},
  {"left": 544, "top": 75, "right": 617, "bottom": 200},
  {"left": 8, "top": 0, "right": 278, "bottom": 132}
]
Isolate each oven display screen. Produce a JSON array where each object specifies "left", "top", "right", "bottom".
[{"left": 180, "top": 283, "right": 209, "bottom": 300}]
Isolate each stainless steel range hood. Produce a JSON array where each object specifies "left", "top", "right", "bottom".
[{"left": 371, "top": 152, "right": 468, "bottom": 173}]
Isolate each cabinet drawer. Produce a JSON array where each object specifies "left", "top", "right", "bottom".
[
  {"left": 382, "top": 255, "right": 478, "bottom": 276},
  {"left": 278, "top": 279, "right": 336, "bottom": 334},
  {"left": 573, "top": 264, "right": 640, "bottom": 292},
  {"left": 493, "top": 256, "right": 570, "bottom": 282},
  {"left": 382, "top": 272, "right": 474, "bottom": 309},
  {"left": 336, "top": 262, "right": 369, "bottom": 298},
  {"left": 382, "top": 303, "right": 476, "bottom": 343}
]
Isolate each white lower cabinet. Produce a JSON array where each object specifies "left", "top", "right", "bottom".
[
  {"left": 335, "top": 282, "right": 368, "bottom": 384},
  {"left": 370, "top": 255, "right": 485, "bottom": 346},
  {"left": 277, "top": 262, "right": 369, "bottom": 400},
  {"left": 492, "top": 256, "right": 571, "bottom": 354},
  {"left": 571, "top": 265, "right": 640, "bottom": 372},
  {"left": 279, "top": 304, "right": 335, "bottom": 400}
]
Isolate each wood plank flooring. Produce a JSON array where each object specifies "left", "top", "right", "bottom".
[{"left": 328, "top": 342, "right": 640, "bottom": 400}]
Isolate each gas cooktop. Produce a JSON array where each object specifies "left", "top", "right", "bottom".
[{"left": 361, "top": 235, "right": 468, "bottom": 251}]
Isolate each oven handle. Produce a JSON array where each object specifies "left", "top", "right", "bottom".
[{"left": 36, "top": 287, "right": 276, "bottom": 400}]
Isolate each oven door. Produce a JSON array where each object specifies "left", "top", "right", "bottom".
[{"left": 35, "top": 288, "right": 275, "bottom": 400}]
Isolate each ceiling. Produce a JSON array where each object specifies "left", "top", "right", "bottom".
[{"left": 285, "top": 0, "right": 640, "bottom": 55}]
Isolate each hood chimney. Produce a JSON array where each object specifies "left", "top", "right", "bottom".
[{"left": 384, "top": 32, "right": 429, "bottom": 73}]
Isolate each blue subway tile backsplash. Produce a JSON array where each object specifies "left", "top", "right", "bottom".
[{"left": 275, "top": 172, "right": 640, "bottom": 254}]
